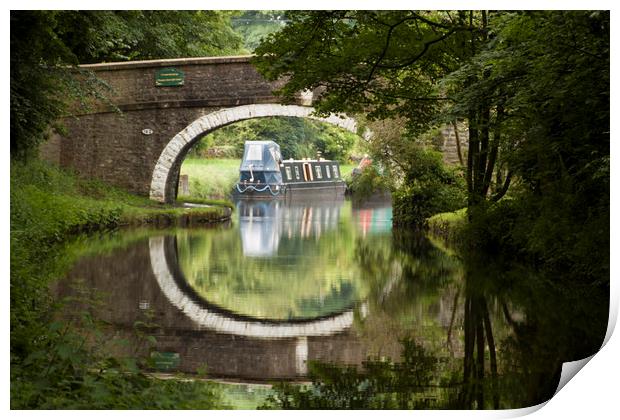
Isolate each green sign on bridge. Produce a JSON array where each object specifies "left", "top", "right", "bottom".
[
  {"left": 155, "top": 68, "right": 185, "bottom": 87},
  {"left": 150, "top": 351, "right": 180, "bottom": 370}
]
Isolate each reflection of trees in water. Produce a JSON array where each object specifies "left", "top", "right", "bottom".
[
  {"left": 449, "top": 256, "right": 607, "bottom": 409},
  {"left": 353, "top": 231, "right": 464, "bottom": 358},
  {"left": 265, "top": 232, "right": 608, "bottom": 409},
  {"left": 454, "top": 286, "right": 499, "bottom": 408},
  {"left": 174, "top": 213, "right": 370, "bottom": 320},
  {"left": 262, "top": 339, "right": 443, "bottom": 409}
]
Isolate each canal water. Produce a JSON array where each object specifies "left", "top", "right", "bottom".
[{"left": 56, "top": 197, "right": 608, "bottom": 409}]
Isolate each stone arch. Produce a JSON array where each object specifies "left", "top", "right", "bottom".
[{"left": 149, "top": 104, "right": 360, "bottom": 203}]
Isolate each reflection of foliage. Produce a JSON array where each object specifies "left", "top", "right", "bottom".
[
  {"left": 175, "top": 203, "right": 373, "bottom": 320},
  {"left": 446, "top": 254, "right": 608, "bottom": 409},
  {"left": 353, "top": 230, "right": 466, "bottom": 360},
  {"left": 296, "top": 283, "right": 356, "bottom": 317},
  {"left": 489, "top": 259, "right": 607, "bottom": 407},
  {"left": 11, "top": 277, "right": 228, "bottom": 409},
  {"left": 455, "top": 291, "right": 499, "bottom": 409},
  {"left": 351, "top": 229, "right": 608, "bottom": 409},
  {"left": 262, "top": 339, "right": 444, "bottom": 409},
  {"left": 357, "top": 230, "right": 463, "bottom": 313}
]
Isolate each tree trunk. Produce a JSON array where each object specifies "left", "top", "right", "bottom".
[{"left": 452, "top": 120, "right": 465, "bottom": 166}]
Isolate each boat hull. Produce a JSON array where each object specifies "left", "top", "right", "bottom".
[{"left": 232, "top": 181, "right": 347, "bottom": 200}]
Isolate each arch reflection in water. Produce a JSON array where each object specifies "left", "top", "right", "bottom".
[
  {"left": 175, "top": 198, "right": 371, "bottom": 321},
  {"left": 149, "top": 235, "right": 362, "bottom": 338}
]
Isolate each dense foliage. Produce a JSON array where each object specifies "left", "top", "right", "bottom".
[
  {"left": 452, "top": 11, "right": 609, "bottom": 282},
  {"left": 392, "top": 147, "right": 466, "bottom": 226},
  {"left": 231, "top": 11, "right": 288, "bottom": 51},
  {"left": 191, "top": 116, "right": 359, "bottom": 162},
  {"left": 347, "top": 165, "right": 391, "bottom": 199},
  {"left": 359, "top": 117, "right": 466, "bottom": 224},
  {"left": 254, "top": 10, "right": 609, "bottom": 282},
  {"left": 253, "top": 11, "right": 490, "bottom": 203}
]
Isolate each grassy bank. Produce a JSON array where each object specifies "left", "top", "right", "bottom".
[
  {"left": 10, "top": 159, "right": 232, "bottom": 408},
  {"left": 179, "top": 157, "right": 240, "bottom": 199},
  {"left": 426, "top": 208, "right": 467, "bottom": 246},
  {"left": 179, "top": 157, "right": 357, "bottom": 199}
]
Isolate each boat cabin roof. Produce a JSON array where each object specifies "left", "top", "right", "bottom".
[{"left": 240, "top": 141, "right": 282, "bottom": 171}]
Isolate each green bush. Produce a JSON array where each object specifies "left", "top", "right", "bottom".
[
  {"left": 391, "top": 148, "right": 466, "bottom": 226},
  {"left": 347, "top": 165, "right": 390, "bottom": 199},
  {"left": 261, "top": 339, "right": 442, "bottom": 409}
]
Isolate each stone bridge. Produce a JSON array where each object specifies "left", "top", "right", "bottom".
[
  {"left": 41, "top": 55, "right": 466, "bottom": 203},
  {"left": 40, "top": 56, "right": 360, "bottom": 203}
]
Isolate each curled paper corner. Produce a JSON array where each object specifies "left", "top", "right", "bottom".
[
  {"left": 554, "top": 355, "right": 595, "bottom": 396},
  {"left": 601, "top": 288, "right": 618, "bottom": 348},
  {"left": 492, "top": 355, "right": 602, "bottom": 418},
  {"left": 551, "top": 289, "right": 618, "bottom": 398}
]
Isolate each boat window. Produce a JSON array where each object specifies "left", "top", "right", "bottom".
[
  {"left": 246, "top": 144, "right": 262, "bottom": 161},
  {"left": 325, "top": 165, "right": 331, "bottom": 178},
  {"left": 332, "top": 165, "right": 339, "bottom": 178},
  {"left": 314, "top": 165, "right": 322, "bottom": 179},
  {"left": 294, "top": 166, "right": 301, "bottom": 180},
  {"left": 285, "top": 166, "right": 292, "bottom": 180}
]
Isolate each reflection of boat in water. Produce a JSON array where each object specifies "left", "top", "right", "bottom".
[
  {"left": 238, "top": 201, "right": 281, "bottom": 257},
  {"left": 232, "top": 140, "right": 347, "bottom": 199},
  {"left": 351, "top": 196, "right": 393, "bottom": 236},
  {"left": 237, "top": 198, "right": 343, "bottom": 257}
]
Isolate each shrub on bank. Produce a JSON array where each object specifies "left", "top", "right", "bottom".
[
  {"left": 392, "top": 148, "right": 466, "bottom": 226},
  {"left": 347, "top": 165, "right": 391, "bottom": 199},
  {"left": 426, "top": 208, "right": 467, "bottom": 244}
]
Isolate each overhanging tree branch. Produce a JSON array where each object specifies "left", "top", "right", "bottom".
[
  {"left": 491, "top": 171, "right": 512, "bottom": 202},
  {"left": 377, "top": 28, "right": 459, "bottom": 70}
]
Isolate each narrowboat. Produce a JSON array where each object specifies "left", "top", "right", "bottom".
[{"left": 232, "top": 140, "right": 347, "bottom": 199}]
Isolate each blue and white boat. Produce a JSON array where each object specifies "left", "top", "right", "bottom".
[{"left": 232, "top": 140, "right": 347, "bottom": 199}]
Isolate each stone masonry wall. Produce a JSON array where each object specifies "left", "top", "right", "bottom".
[
  {"left": 440, "top": 121, "right": 469, "bottom": 166},
  {"left": 46, "top": 56, "right": 292, "bottom": 197}
]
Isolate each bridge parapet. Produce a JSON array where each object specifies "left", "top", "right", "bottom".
[{"left": 78, "top": 55, "right": 307, "bottom": 114}]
